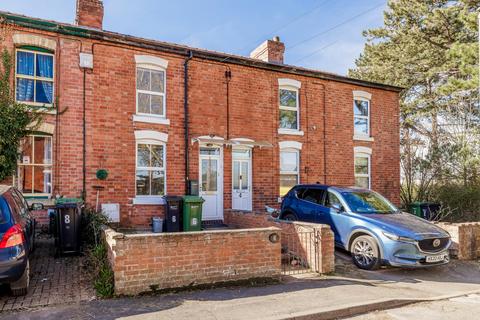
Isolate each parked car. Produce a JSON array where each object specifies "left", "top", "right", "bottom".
[
  {"left": 280, "top": 184, "right": 451, "bottom": 270},
  {"left": 0, "top": 185, "right": 38, "bottom": 296}
]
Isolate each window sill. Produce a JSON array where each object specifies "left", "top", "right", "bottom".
[
  {"left": 133, "top": 114, "right": 170, "bottom": 125},
  {"left": 353, "top": 135, "right": 374, "bottom": 142},
  {"left": 278, "top": 129, "right": 304, "bottom": 136},
  {"left": 132, "top": 197, "right": 165, "bottom": 205}
]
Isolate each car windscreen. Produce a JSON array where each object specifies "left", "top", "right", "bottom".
[{"left": 341, "top": 191, "right": 398, "bottom": 214}]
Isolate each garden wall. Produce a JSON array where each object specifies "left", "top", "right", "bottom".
[
  {"left": 224, "top": 210, "right": 335, "bottom": 274},
  {"left": 436, "top": 222, "right": 480, "bottom": 260},
  {"left": 103, "top": 226, "right": 281, "bottom": 295}
]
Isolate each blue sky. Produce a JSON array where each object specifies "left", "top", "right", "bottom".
[{"left": 0, "top": 0, "right": 387, "bottom": 75}]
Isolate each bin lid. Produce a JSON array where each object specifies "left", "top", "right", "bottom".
[
  {"left": 163, "top": 195, "right": 184, "bottom": 201},
  {"left": 182, "top": 195, "right": 205, "bottom": 203},
  {"left": 56, "top": 198, "right": 83, "bottom": 208}
]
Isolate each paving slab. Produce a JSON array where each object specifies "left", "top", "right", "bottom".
[{"left": 0, "top": 235, "right": 95, "bottom": 312}]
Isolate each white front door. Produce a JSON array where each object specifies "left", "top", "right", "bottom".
[
  {"left": 232, "top": 148, "right": 252, "bottom": 211},
  {"left": 199, "top": 147, "right": 223, "bottom": 221}
]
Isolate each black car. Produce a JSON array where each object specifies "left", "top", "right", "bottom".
[{"left": 0, "top": 185, "right": 37, "bottom": 296}]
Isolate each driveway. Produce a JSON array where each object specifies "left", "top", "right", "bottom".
[
  {"left": 0, "top": 234, "right": 95, "bottom": 312},
  {"left": 1, "top": 251, "right": 479, "bottom": 319}
]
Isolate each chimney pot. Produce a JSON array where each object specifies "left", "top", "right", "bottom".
[
  {"left": 76, "top": 0, "right": 104, "bottom": 29},
  {"left": 250, "top": 37, "right": 285, "bottom": 64}
]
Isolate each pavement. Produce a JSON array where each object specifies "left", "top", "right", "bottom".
[
  {"left": 348, "top": 293, "right": 480, "bottom": 320},
  {"left": 1, "top": 250, "right": 479, "bottom": 320},
  {"left": 0, "top": 235, "right": 95, "bottom": 312}
]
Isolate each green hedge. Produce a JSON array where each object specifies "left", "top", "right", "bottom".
[{"left": 430, "top": 184, "right": 480, "bottom": 222}]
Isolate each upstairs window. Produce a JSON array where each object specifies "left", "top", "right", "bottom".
[
  {"left": 279, "top": 89, "right": 299, "bottom": 130},
  {"left": 278, "top": 78, "right": 301, "bottom": 132},
  {"left": 354, "top": 99, "right": 370, "bottom": 136},
  {"left": 353, "top": 91, "right": 372, "bottom": 138},
  {"left": 136, "top": 67, "right": 166, "bottom": 117},
  {"left": 16, "top": 48, "right": 54, "bottom": 106}
]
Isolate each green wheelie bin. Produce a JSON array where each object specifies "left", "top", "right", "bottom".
[{"left": 182, "top": 196, "right": 204, "bottom": 231}]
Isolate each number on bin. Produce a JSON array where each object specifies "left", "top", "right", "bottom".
[{"left": 64, "top": 214, "right": 70, "bottom": 224}]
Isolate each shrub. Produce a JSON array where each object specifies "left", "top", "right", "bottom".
[
  {"left": 81, "top": 207, "right": 114, "bottom": 298},
  {"left": 430, "top": 184, "right": 480, "bottom": 222}
]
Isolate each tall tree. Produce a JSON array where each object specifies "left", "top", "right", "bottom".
[{"left": 349, "top": 0, "right": 480, "bottom": 202}]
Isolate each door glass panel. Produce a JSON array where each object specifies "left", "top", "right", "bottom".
[
  {"left": 201, "top": 158, "right": 218, "bottom": 192},
  {"left": 241, "top": 162, "right": 248, "bottom": 190},
  {"left": 233, "top": 161, "right": 240, "bottom": 191},
  {"left": 200, "top": 147, "right": 220, "bottom": 156}
]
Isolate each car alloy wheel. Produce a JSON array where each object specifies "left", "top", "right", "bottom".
[{"left": 351, "top": 235, "right": 381, "bottom": 270}]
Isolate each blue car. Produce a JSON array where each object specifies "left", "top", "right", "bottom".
[
  {"left": 0, "top": 186, "right": 37, "bottom": 296},
  {"left": 280, "top": 184, "right": 451, "bottom": 270}
]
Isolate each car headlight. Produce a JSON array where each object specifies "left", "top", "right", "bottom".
[{"left": 382, "top": 232, "right": 416, "bottom": 243}]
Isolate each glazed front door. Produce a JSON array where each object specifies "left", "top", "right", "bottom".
[
  {"left": 199, "top": 147, "right": 223, "bottom": 220},
  {"left": 232, "top": 148, "right": 252, "bottom": 211}
]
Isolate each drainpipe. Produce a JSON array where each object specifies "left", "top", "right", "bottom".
[
  {"left": 184, "top": 51, "right": 193, "bottom": 193},
  {"left": 225, "top": 66, "right": 232, "bottom": 140},
  {"left": 82, "top": 69, "right": 87, "bottom": 200}
]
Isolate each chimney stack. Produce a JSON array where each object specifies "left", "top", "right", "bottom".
[
  {"left": 76, "top": 0, "right": 104, "bottom": 29},
  {"left": 250, "top": 36, "right": 285, "bottom": 64}
]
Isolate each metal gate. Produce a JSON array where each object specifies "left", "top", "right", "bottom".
[{"left": 281, "top": 229, "right": 320, "bottom": 275}]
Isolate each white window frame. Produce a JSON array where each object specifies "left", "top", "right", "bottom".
[
  {"left": 279, "top": 145, "right": 301, "bottom": 196},
  {"left": 16, "top": 134, "right": 53, "bottom": 198},
  {"left": 278, "top": 78, "right": 303, "bottom": 135},
  {"left": 134, "top": 55, "right": 170, "bottom": 124},
  {"left": 353, "top": 90, "right": 372, "bottom": 140},
  {"left": 133, "top": 130, "right": 168, "bottom": 205},
  {"left": 15, "top": 48, "right": 55, "bottom": 108},
  {"left": 354, "top": 147, "right": 372, "bottom": 189}
]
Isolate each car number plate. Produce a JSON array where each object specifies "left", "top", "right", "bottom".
[{"left": 426, "top": 254, "right": 447, "bottom": 263}]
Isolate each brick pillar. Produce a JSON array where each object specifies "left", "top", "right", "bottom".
[
  {"left": 318, "top": 225, "right": 335, "bottom": 273},
  {"left": 76, "top": 0, "right": 104, "bottom": 29}
]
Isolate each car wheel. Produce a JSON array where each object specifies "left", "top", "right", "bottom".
[
  {"left": 10, "top": 259, "right": 30, "bottom": 296},
  {"left": 350, "top": 235, "right": 381, "bottom": 270},
  {"left": 282, "top": 213, "right": 297, "bottom": 221}
]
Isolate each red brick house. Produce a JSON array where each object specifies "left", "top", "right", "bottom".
[{"left": 0, "top": 0, "right": 401, "bottom": 227}]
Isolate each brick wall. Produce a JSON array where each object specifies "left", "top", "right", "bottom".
[
  {"left": 436, "top": 222, "right": 480, "bottom": 260},
  {"left": 224, "top": 210, "right": 335, "bottom": 274},
  {"left": 1, "top": 20, "right": 400, "bottom": 227},
  {"left": 104, "top": 226, "right": 281, "bottom": 296}
]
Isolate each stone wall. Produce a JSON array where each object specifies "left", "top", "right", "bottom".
[
  {"left": 103, "top": 226, "right": 281, "bottom": 296},
  {"left": 436, "top": 222, "right": 480, "bottom": 260},
  {"left": 224, "top": 210, "right": 335, "bottom": 274}
]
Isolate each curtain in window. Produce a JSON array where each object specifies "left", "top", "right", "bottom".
[
  {"left": 16, "top": 51, "right": 34, "bottom": 75},
  {"left": 16, "top": 78, "right": 34, "bottom": 102},
  {"left": 36, "top": 54, "right": 54, "bottom": 104}
]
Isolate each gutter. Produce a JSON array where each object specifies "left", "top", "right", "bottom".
[{"left": 1, "top": 11, "right": 404, "bottom": 93}]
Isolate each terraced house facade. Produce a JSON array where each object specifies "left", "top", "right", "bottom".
[{"left": 0, "top": 0, "right": 401, "bottom": 226}]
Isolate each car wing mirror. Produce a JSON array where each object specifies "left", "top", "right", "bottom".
[
  {"left": 331, "top": 203, "right": 344, "bottom": 213},
  {"left": 30, "top": 203, "right": 44, "bottom": 211},
  {"left": 265, "top": 205, "right": 280, "bottom": 218}
]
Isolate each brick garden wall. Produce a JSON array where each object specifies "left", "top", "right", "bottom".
[
  {"left": 103, "top": 226, "right": 282, "bottom": 296},
  {"left": 224, "top": 210, "right": 335, "bottom": 274},
  {"left": 436, "top": 222, "right": 480, "bottom": 260}
]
